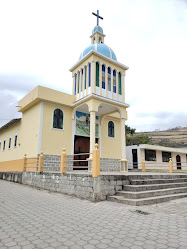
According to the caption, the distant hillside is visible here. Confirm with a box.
[136,127,187,148]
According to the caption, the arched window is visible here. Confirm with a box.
[84,66,87,90]
[108,121,115,137]
[118,72,122,95]
[96,62,99,87]
[53,109,64,129]
[113,70,116,93]
[102,65,105,89]
[74,74,77,95]
[88,63,91,87]
[108,67,111,91]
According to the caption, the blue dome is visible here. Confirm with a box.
[79,43,117,61]
[92,26,103,34]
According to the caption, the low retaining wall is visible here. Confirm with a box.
[0,171,129,201]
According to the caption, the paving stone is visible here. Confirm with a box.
[0,180,187,249]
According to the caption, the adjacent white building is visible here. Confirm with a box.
[127,144,187,170]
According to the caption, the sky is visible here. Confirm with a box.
[0,0,187,132]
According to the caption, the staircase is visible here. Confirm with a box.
[107,174,187,206]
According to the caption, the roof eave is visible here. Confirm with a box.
[69,50,129,72]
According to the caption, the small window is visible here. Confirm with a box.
[14,134,18,147]
[108,121,115,138]
[3,140,6,151]
[88,63,91,87]
[0,141,1,151]
[118,72,122,95]
[102,65,105,89]
[53,109,64,129]
[108,67,111,91]
[162,151,171,162]
[8,137,11,149]
[113,70,116,93]
[145,149,156,161]
[96,62,99,87]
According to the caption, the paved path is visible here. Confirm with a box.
[0,180,187,249]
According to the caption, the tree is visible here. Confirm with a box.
[125,125,151,146]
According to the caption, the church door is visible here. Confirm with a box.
[176,155,181,170]
[74,136,90,170]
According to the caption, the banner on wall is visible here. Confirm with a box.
[76,111,99,137]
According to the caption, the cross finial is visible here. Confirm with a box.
[92,10,103,26]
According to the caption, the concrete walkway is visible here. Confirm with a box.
[0,180,187,249]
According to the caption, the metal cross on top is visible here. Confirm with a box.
[92,10,103,26]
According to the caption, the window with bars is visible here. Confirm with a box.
[162,151,171,162]
[108,67,111,91]
[53,109,64,129]
[113,70,116,93]
[108,121,115,138]
[118,72,122,95]
[145,149,156,161]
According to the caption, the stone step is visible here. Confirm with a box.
[123,182,187,192]
[116,187,187,199]
[130,178,187,185]
[126,174,187,180]
[107,193,187,206]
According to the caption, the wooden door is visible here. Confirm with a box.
[74,136,90,170]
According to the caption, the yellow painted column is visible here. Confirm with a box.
[89,111,96,158]
[106,66,108,97]
[120,117,128,172]
[169,158,173,173]
[91,61,96,94]
[120,118,126,159]
[99,63,102,96]
[92,144,100,178]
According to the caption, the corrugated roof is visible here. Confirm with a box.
[0,118,21,132]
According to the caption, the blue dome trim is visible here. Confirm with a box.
[92,26,103,34]
[79,43,117,61]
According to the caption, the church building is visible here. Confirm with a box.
[0,11,129,170]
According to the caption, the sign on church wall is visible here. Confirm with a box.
[76,111,99,137]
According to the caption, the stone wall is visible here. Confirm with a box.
[100,158,120,171]
[42,154,73,172]
[0,171,130,201]
[42,154,120,172]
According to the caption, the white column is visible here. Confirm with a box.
[72,75,75,96]
[99,63,102,96]
[120,118,126,159]
[116,71,119,101]
[86,65,89,95]
[83,67,85,97]
[122,72,125,103]
[111,69,114,99]
[91,61,96,94]
[89,111,96,158]
[106,66,108,97]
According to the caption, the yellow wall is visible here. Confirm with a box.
[41,102,73,155]
[0,120,22,161]
[0,102,41,163]
[0,159,24,172]
[101,116,121,159]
